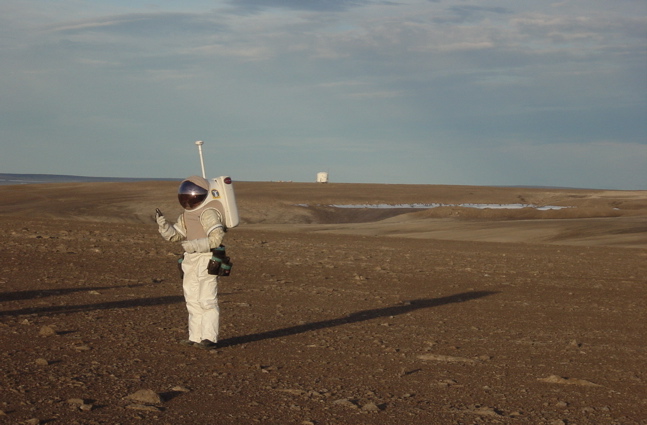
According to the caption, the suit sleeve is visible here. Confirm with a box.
[166,214,187,242]
[201,209,225,248]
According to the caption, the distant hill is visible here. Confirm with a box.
[0,173,178,185]
[0,173,606,190]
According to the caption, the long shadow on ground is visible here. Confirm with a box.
[219,290,498,348]
[0,285,145,303]
[0,295,184,317]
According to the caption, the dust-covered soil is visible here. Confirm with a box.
[1,181,646,424]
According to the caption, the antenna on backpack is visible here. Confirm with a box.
[195,140,206,178]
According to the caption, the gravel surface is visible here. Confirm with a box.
[1,181,645,424]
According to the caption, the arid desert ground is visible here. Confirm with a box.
[1,181,646,425]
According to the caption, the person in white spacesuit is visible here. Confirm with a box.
[156,175,225,350]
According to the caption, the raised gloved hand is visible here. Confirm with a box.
[182,238,211,253]
[156,215,167,227]
[156,209,175,239]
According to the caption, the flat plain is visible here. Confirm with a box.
[1,181,645,424]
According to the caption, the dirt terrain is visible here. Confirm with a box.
[1,181,646,424]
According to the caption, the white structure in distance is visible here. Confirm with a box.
[316,172,329,183]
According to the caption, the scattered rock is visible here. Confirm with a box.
[471,406,502,417]
[417,354,476,364]
[35,358,49,366]
[538,375,601,387]
[361,402,380,412]
[333,399,358,409]
[38,325,57,337]
[72,344,91,351]
[457,405,504,417]
[276,389,306,396]
[65,398,95,411]
[126,404,161,412]
[438,379,460,387]
[258,365,279,373]
[125,389,162,405]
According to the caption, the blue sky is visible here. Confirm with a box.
[1,0,645,189]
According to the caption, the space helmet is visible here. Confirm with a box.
[178,176,209,210]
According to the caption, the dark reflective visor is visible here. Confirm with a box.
[178,180,208,210]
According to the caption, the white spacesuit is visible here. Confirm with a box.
[156,175,226,349]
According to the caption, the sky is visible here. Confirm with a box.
[1,0,646,189]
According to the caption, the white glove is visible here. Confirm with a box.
[156,214,175,240]
[182,238,211,253]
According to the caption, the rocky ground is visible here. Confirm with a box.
[0,181,646,424]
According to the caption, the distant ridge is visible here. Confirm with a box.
[0,173,178,185]
[0,173,610,190]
